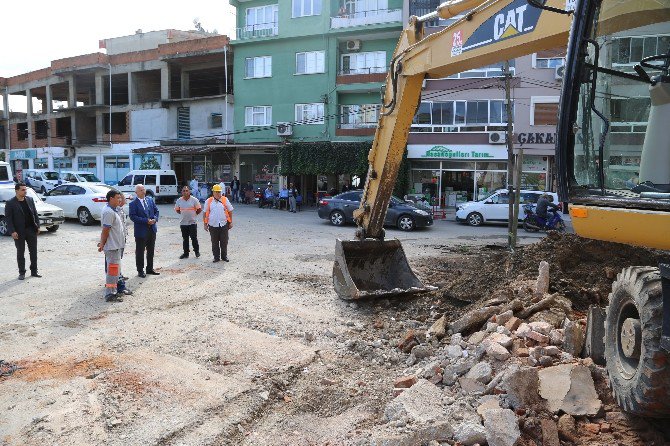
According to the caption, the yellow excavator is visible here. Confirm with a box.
[333,0,670,416]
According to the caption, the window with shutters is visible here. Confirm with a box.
[177,107,190,140]
[531,97,559,126]
[296,51,325,74]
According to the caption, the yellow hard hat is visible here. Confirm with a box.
[212,184,222,192]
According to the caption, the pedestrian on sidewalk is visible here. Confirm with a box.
[231,176,241,203]
[190,177,200,200]
[129,184,160,278]
[98,189,127,302]
[4,182,41,280]
[203,184,234,263]
[175,185,202,259]
[288,182,299,213]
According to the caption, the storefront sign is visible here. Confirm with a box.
[408,145,508,160]
[517,132,556,145]
[10,149,37,160]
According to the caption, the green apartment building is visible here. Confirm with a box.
[230,0,403,198]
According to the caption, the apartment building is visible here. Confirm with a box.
[403,0,566,208]
[0,30,233,186]
[230,0,403,195]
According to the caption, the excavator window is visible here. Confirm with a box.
[570,0,670,205]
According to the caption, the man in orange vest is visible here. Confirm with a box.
[203,184,234,263]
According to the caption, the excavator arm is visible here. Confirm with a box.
[334,0,572,300]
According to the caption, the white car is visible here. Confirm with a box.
[60,170,104,184]
[24,169,62,194]
[43,183,130,226]
[456,189,559,226]
[0,185,64,236]
[116,169,179,203]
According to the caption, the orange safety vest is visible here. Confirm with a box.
[204,196,231,225]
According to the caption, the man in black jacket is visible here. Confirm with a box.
[5,182,41,280]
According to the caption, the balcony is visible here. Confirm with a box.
[337,67,387,85]
[331,8,402,28]
[236,24,279,40]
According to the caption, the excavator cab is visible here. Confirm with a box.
[556,0,670,417]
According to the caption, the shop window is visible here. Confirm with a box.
[34,158,49,169]
[104,156,130,185]
[54,157,72,171]
[531,97,559,125]
[78,156,97,172]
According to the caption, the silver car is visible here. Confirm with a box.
[0,185,64,235]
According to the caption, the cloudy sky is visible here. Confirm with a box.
[0,0,237,77]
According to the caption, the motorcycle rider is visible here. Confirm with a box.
[535,193,560,228]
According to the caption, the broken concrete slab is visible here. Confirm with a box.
[538,364,601,416]
[454,421,487,446]
[485,332,513,349]
[384,379,445,423]
[535,261,550,298]
[459,377,485,394]
[500,366,546,411]
[476,396,501,416]
[369,421,453,446]
[427,315,447,339]
[485,342,511,361]
[465,361,493,384]
[468,331,487,345]
[562,319,585,357]
[482,408,521,446]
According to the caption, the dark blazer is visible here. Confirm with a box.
[129,196,159,239]
[5,196,39,237]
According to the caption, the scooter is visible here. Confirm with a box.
[522,204,566,232]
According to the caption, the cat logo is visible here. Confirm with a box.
[494,4,527,40]
[460,0,542,54]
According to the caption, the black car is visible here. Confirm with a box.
[317,190,433,231]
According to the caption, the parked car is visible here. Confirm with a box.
[24,169,62,194]
[60,170,104,184]
[43,183,131,226]
[116,169,178,203]
[455,189,559,226]
[318,190,433,231]
[0,184,64,235]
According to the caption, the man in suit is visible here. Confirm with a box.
[129,184,160,278]
[5,182,41,280]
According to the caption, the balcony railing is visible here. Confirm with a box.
[331,8,402,28]
[236,24,279,40]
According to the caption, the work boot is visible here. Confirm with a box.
[179,253,189,259]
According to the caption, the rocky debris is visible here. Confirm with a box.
[485,332,514,349]
[495,310,514,326]
[538,364,601,416]
[540,419,560,446]
[525,330,550,344]
[557,414,577,442]
[454,421,487,445]
[535,261,550,298]
[398,330,420,353]
[427,315,448,339]
[485,342,511,361]
[384,379,445,424]
[465,362,493,385]
[500,366,546,411]
[528,321,552,335]
[548,329,564,346]
[468,331,488,345]
[445,344,463,359]
[459,377,485,393]
[394,375,418,389]
[450,300,523,335]
[504,316,522,332]
[482,408,521,446]
[369,422,453,446]
[476,396,501,416]
[562,319,585,357]
[411,345,433,360]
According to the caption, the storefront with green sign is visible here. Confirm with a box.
[407,145,550,208]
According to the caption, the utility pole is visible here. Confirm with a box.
[504,60,517,251]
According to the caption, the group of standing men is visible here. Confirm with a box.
[99,182,234,302]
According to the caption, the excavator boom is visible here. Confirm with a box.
[333,0,572,300]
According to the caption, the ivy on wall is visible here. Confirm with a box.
[278,141,411,196]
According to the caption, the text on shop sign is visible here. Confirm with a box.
[422,146,495,159]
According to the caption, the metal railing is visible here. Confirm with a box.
[236,24,279,40]
[331,8,402,28]
[337,66,388,76]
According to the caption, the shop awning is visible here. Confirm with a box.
[132,144,280,155]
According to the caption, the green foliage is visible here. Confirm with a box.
[0,151,5,162]
[278,142,371,176]
[139,155,161,170]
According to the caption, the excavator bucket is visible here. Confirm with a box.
[333,239,435,300]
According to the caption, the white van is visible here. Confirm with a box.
[24,169,62,194]
[456,189,559,226]
[60,170,104,184]
[0,162,12,185]
[116,169,179,202]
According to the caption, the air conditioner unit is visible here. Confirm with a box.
[488,131,507,144]
[277,122,293,137]
[63,147,75,157]
[346,39,361,51]
[554,64,566,80]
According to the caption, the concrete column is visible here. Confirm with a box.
[160,66,170,100]
[95,112,104,144]
[46,84,53,114]
[95,74,104,105]
[68,75,76,108]
[128,72,134,105]
[2,89,8,150]
[70,114,77,147]
[181,71,190,99]
[26,90,34,148]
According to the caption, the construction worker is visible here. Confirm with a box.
[203,184,234,263]
[99,189,127,302]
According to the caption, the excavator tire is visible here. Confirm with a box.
[605,266,670,417]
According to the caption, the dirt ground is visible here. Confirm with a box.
[0,205,668,445]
